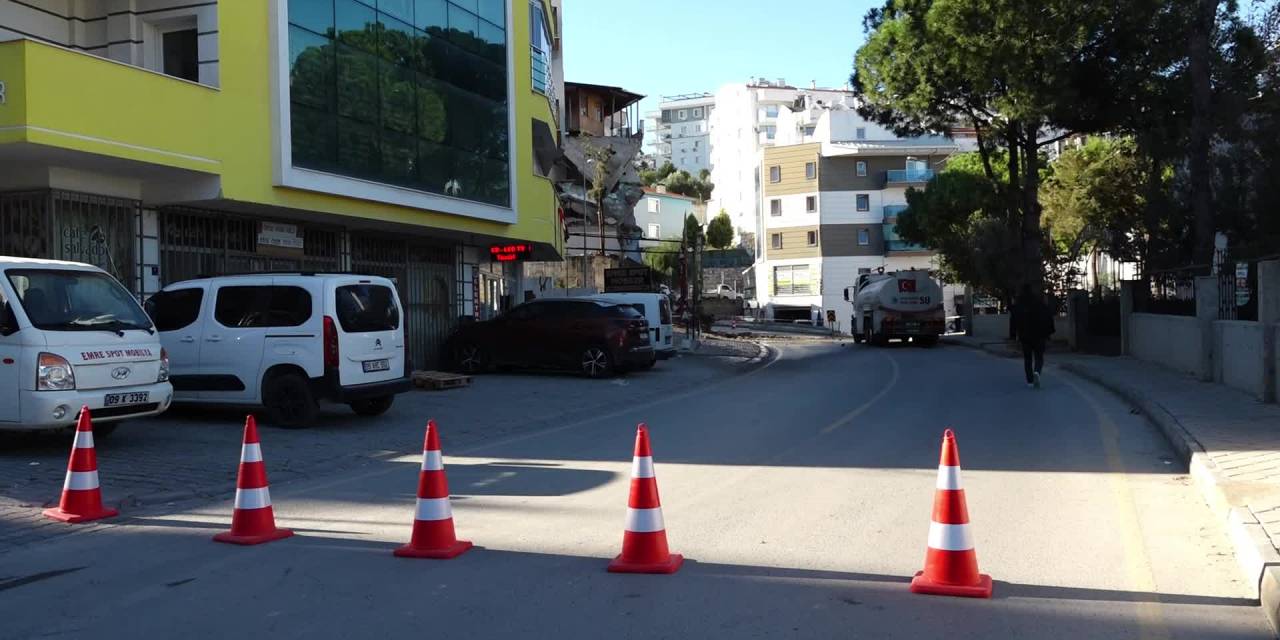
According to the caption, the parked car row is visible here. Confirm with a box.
[0,257,679,436]
[445,293,673,378]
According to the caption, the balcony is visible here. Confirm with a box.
[886,169,935,184]
[885,240,929,253]
[883,204,908,218]
[0,39,221,175]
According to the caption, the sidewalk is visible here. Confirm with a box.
[947,335,1280,631]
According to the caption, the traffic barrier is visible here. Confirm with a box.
[213,416,294,545]
[910,428,992,598]
[608,423,683,574]
[44,407,118,523]
[394,420,473,559]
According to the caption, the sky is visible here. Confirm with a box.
[562,0,880,121]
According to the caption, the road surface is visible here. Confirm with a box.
[1,342,1268,639]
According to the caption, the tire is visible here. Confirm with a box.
[580,345,614,378]
[637,355,657,370]
[349,395,394,417]
[454,343,487,374]
[264,373,319,429]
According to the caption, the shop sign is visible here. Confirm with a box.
[489,243,532,262]
[1236,262,1251,307]
[604,267,654,293]
[258,222,304,250]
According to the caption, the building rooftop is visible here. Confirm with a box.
[564,81,645,110]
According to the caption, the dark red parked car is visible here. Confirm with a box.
[446,299,654,378]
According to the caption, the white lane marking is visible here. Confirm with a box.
[820,351,900,434]
[234,487,272,510]
[625,507,666,533]
[927,522,974,551]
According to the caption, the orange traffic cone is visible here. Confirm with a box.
[213,416,293,545]
[394,420,473,559]
[608,424,683,574]
[910,428,992,598]
[44,407,118,523]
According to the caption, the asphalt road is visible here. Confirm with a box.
[1,342,1269,639]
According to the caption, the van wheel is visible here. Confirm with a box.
[350,395,394,417]
[580,346,614,378]
[264,373,318,429]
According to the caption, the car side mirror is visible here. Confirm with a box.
[0,301,17,336]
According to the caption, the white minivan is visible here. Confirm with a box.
[145,273,412,428]
[588,293,675,361]
[0,257,172,434]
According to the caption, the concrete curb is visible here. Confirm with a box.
[948,335,1279,634]
[1056,360,1280,635]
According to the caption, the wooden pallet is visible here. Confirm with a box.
[412,370,472,390]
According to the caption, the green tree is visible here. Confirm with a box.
[853,0,1191,291]
[663,170,715,201]
[706,210,734,250]
[682,213,705,246]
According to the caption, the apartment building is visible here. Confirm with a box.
[756,102,956,330]
[0,0,565,367]
[645,93,713,174]
[707,79,854,248]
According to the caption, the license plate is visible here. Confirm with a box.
[104,392,149,407]
[362,359,390,373]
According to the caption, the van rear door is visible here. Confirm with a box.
[331,279,405,386]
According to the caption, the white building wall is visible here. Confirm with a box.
[763,193,821,229]
[820,191,886,225]
[757,256,823,310]
[709,84,762,243]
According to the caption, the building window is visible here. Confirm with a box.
[858,228,871,246]
[647,223,661,238]
[856,161,867,177]
[856,127,867,140]
[647,198,660,213]
[765,105,779,118]
[693,108,702,118]
[286,0,511,206]
[161,27,199,82]
[774,264,811,295]
[858,268,872,275]
[679,109,688,120]
[764,125,776,140]
[531,1,552,95]
[769,166,781,183]
[806,196,817,212]
[805,162,816,180]
[770,199,782,216]
[807,230,818,246]
[771,233,783,249]
[856,194,870,212]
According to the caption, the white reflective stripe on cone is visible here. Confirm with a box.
[414,497,453,521]
[935,465,963,490]
[234,487,272,510]
[63,470,99,491]
[625,507,665,533]
[240,443,263,463]
[631,456,654,479]
[73,431,94,449]
[927,521,974,551]
[421,450,443,472]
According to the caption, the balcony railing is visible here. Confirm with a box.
[886,240,929,252]
[886,169,935,184]
[883,204,908,218]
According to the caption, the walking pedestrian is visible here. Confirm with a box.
[1011,285,1055,388]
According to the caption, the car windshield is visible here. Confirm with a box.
[6,268,153,333]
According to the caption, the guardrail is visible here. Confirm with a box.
[886,169,935,183]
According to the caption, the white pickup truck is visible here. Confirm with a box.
[0,257,172,434]
[844,270,945,346]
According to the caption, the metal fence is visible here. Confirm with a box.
[0,190,140,289]
[1218,251,1259,322]
[1134,266,1202,317]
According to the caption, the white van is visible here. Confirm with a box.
[145,273,411,428]
[588,293,675,361]
[0,257,172,434]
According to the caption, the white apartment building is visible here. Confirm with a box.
[645,93,714,174]
[708,79,855,247]
[756,99,958,330]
